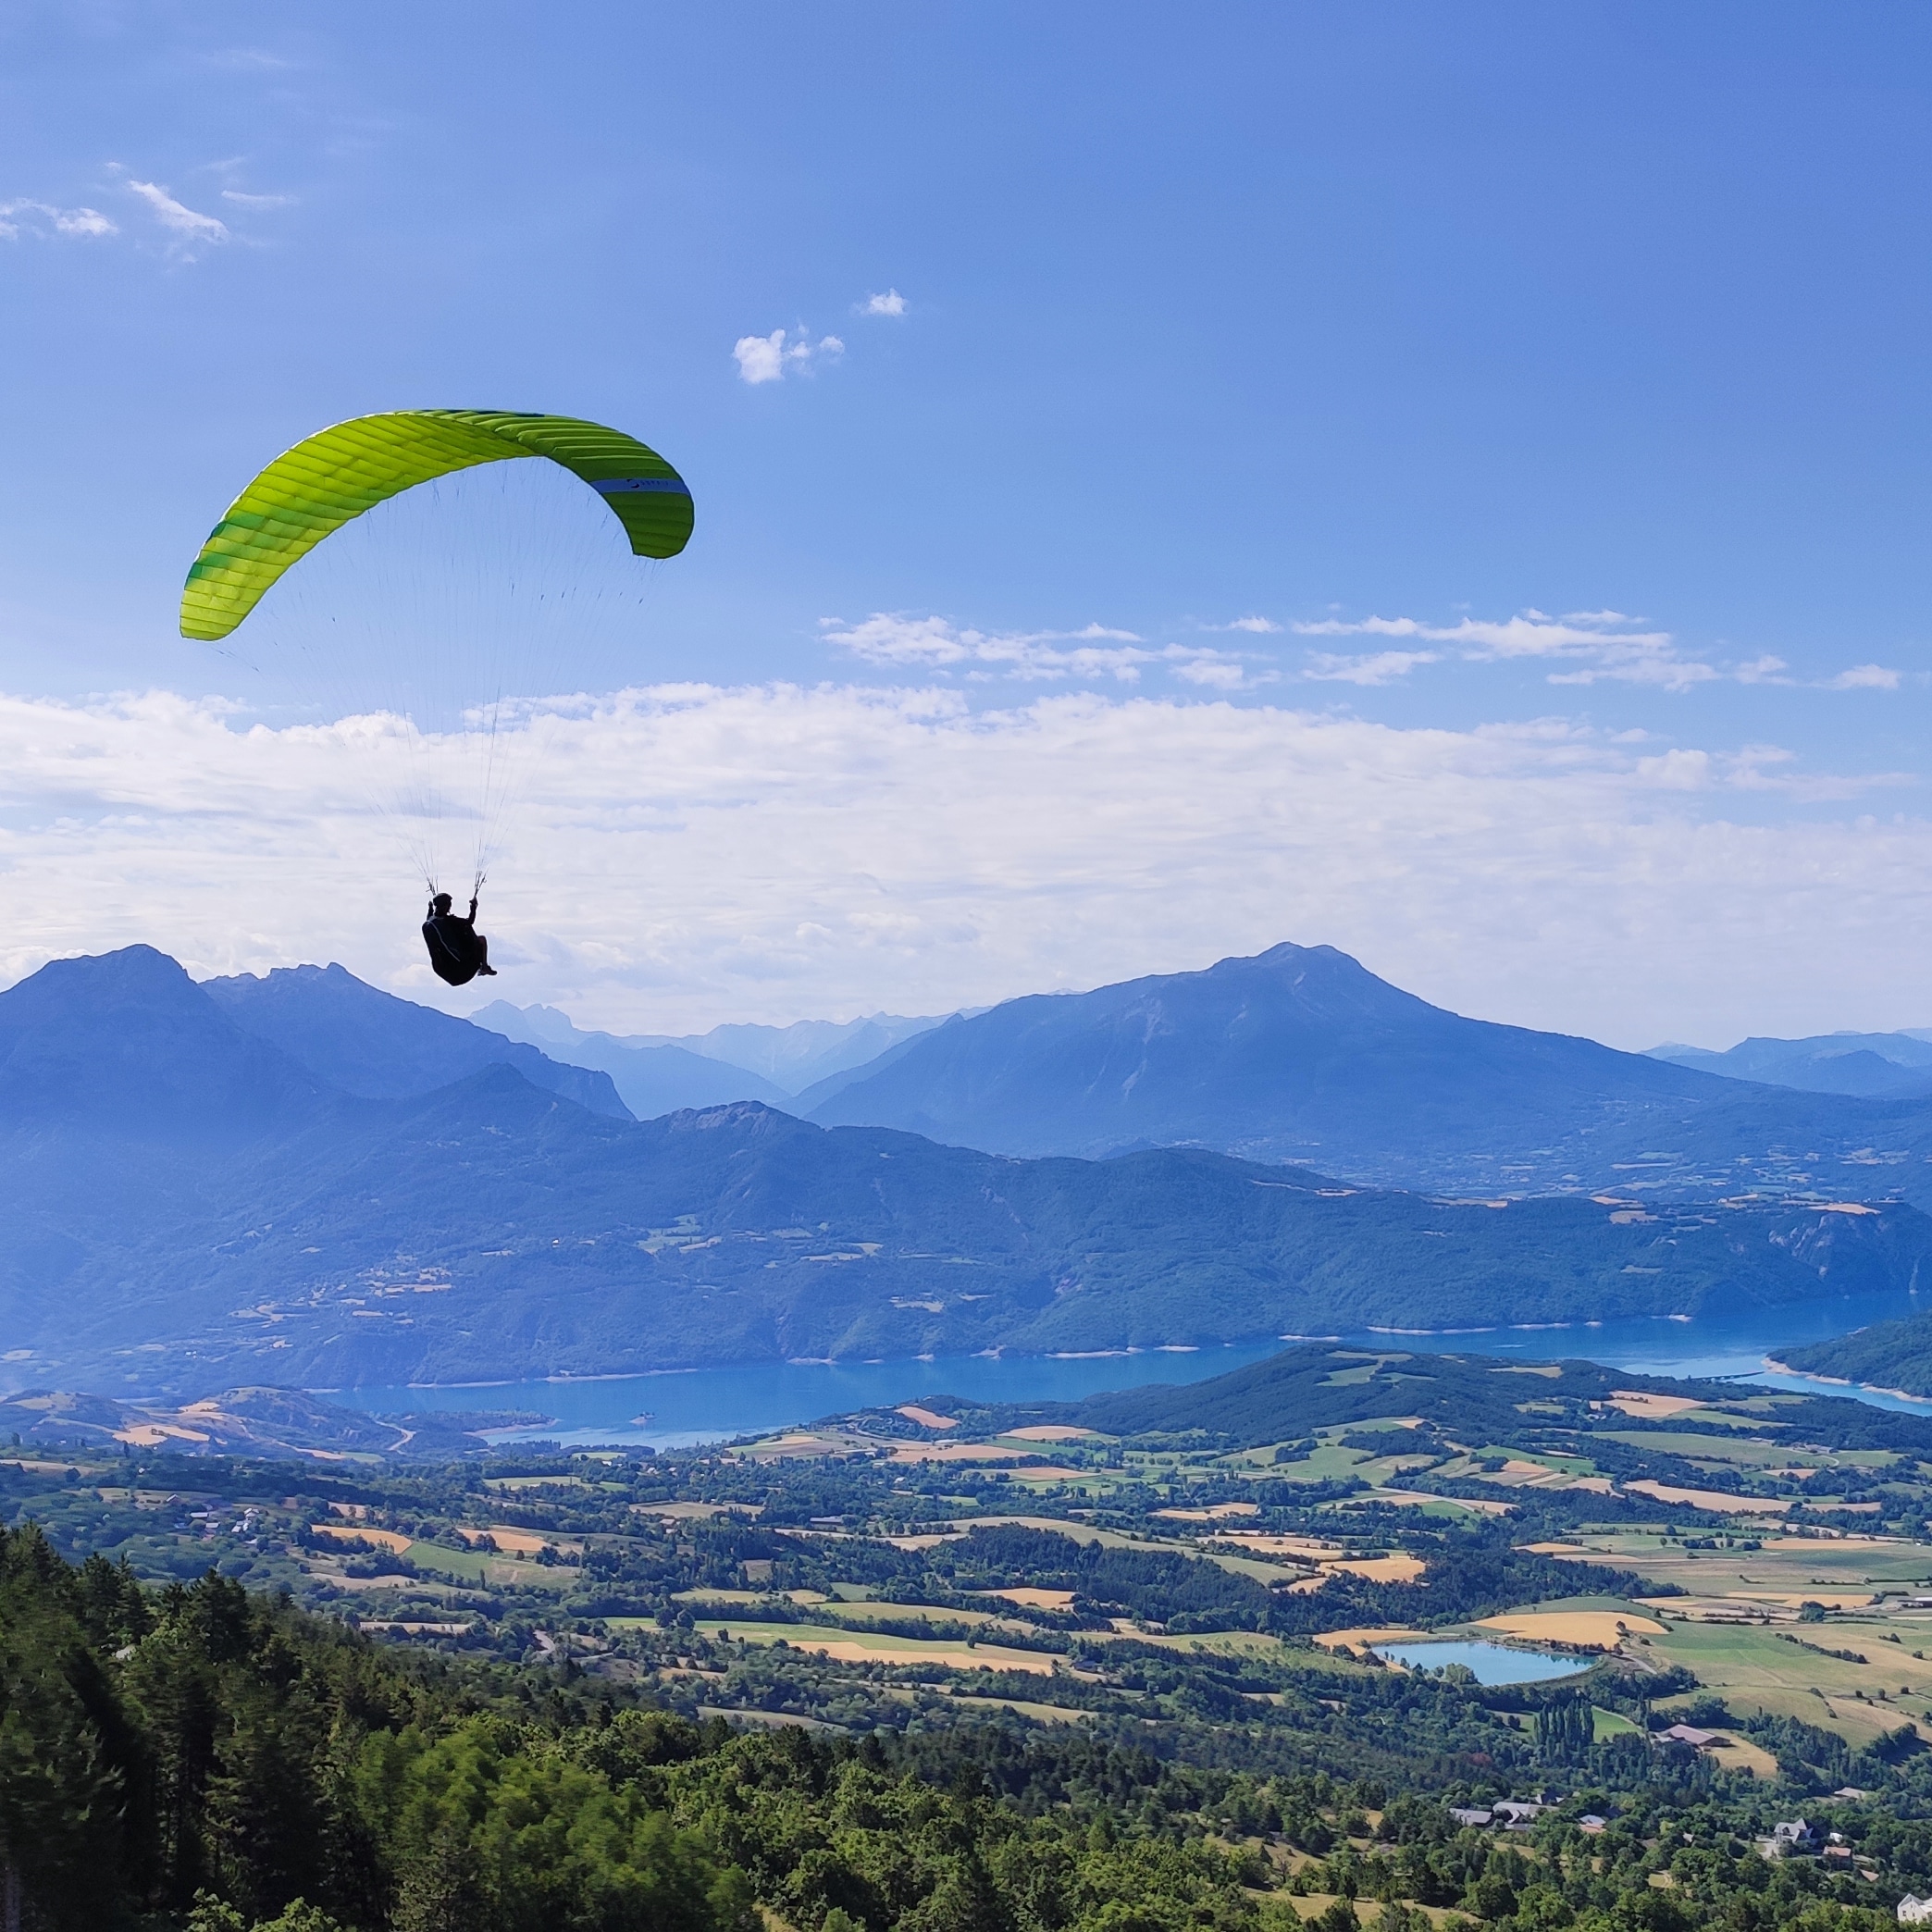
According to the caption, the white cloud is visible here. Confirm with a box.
[823,615,1275,689]
[1295,610,1905,696]
[0,680,1922,1049]
[1221,615,1282,634]
[1167,653,1254,690]
[1297,610,1718,692]
[221,189,294,209]
[125,179,229,252]
[0,199,116,241]
[733,328,844,384]
[861,289,908,316]
[1304,650,1439,687]
[824,613,1152,681]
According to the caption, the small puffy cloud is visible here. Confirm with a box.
[733,328,844,384]
[1167,651,1270,691]
[824,613,1153,681]
[1826,663,1902,691]
[861,289,908,316]
[221,189,294,209]
[125,178,229,253]
[1304,650,1439,687]
[1734,656,1791,686]
[0,199,116,241]
[1297,609,1720,691]
[1224,615,1282,634]
[824,616,1273,690]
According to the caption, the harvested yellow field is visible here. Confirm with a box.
[975,1587,1077,1610]
[1313,1627,1430,1651]
[1333,1554,1426,1583]
[1211,1535,1421,1584]
[114,1422,211,1447]
[1624,1480,1791,1515]
[1520,1542,1589,1555]
[1607,1391,1704,1419]
[310,1523,412,1554]
[1480,1610,1662,1645]
[1005,1466,1090,1483]
[1213,1532,1343,1559]
[1155,1502,1260,1522]
[699,1619,1059,1676]
[897,1406,959,1430]
[889,1441,1030,1464]
[1003,1425,1098,1442]
[458,1525,580,1556]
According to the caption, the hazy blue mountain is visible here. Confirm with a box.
[806,942,1722,1168]
[472,1001,791,1114]
[0,945,326,1145]
[1647,1031,1932,1098]
[681,1012,955,1090]
[9,944,1932,1397]
[205,964,632,1119]
[0,948,1926,1394]
[791,1025,954,1111]
[479,1000,950,1097]
[807,941,1932,1201]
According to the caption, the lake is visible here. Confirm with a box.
[1370,1640,1589,1686]
[330,1282,1930,1448]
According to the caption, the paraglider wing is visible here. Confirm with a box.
[179,408,693,642]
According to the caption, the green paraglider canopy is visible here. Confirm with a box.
[180,408,693,641]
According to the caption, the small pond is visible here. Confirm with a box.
[1370,1640,1589,1686]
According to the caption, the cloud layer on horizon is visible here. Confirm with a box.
[0,679,1924,1051]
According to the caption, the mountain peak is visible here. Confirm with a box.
[809,937,1714,1179]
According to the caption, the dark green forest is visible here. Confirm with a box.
[4,1518,1930,1932]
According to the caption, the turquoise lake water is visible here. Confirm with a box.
[1371,1640,1589,1685]
[330,1282,1930,1448]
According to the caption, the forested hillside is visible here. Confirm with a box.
[1777,1311,1932,1399]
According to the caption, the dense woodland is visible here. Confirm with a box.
[3,1518,1931,1932]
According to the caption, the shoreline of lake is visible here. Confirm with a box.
[325,1286,1932,1447]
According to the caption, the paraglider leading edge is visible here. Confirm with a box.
[178,407,694,642]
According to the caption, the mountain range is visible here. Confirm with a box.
[474,1000,950,1116]
[1647,1029,1932,1099]
[800,942,1932,1203]
[2,944,1928,1395]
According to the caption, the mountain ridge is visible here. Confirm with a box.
[807,940,1932,1202]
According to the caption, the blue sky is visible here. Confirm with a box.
[2,6,1930,1042]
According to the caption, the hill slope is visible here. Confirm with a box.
[206,964,631,1118]
[810,941,1932,1200]
[1775,1310,1932,1397]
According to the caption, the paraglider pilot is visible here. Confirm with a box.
[422,892,497,986]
